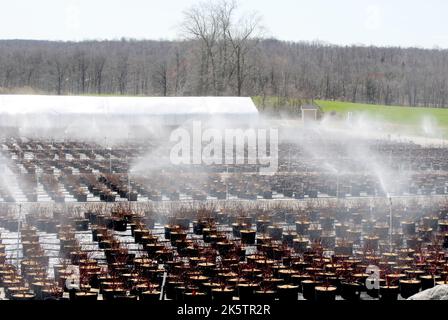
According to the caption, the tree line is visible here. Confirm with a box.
[1,0,448,109]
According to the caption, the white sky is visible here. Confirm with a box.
[0,0,447,48]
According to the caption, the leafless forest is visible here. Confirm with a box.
[1,0,448,108]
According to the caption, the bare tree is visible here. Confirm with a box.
[181,0,263,96]
[153,59,168,96]
[182,1,219,94]
[52,53,68,95]
[172,46,187,95]
[116,51,129,95]
[74,49,90,94]
[226,12,262,96]
[92,53,106,95]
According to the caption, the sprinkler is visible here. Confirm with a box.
[388,194,393,252]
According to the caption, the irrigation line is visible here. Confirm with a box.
[2,195,448,216]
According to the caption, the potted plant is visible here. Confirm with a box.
[340,273,362,301]
[301,279,321,300]
[380,275,400,301]
[211,280,234,302]
[140,280,161,301]
[237,281,260,301]
[314,282,337,302]
[399,278,421,299]
[277,284,299,301]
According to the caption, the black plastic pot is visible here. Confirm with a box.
[113,219,127,232]
[73,291,98,301]
[267,226,283,240]
[102,288,126,300]
[399,279,421,299]
[340,282,361,301]
[254,290,276,302]
[240,230,256,245]
[237,283,260,301]
[10,293,36,301]
[366,279,385,298]
[256,220,271,233]
[420,275,439,290]
[211,288,234,302]
[314,286,337,302]
[74,219,89,231]
[301,280,321,300]
[277,284,299,301]
[293,239,308,252]
[140,290,161,301]
[380,285,399,301]
[295,221,310,235]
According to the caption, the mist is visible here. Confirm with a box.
[0,99,446,207]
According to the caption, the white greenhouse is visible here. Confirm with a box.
[0,95,259,139]
[0,95,259,126]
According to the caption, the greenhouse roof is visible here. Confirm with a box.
[0,95,259,116]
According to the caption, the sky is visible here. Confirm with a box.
[0,0,447,48]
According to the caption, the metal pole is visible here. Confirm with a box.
[127,155,131,210]
[127,133,131,209]
[288,147,291,172]
[389,196,393,252]
[226,167,229,200]
[109,151,112,174]
[16,204,21,269]
[336,173,339,198]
